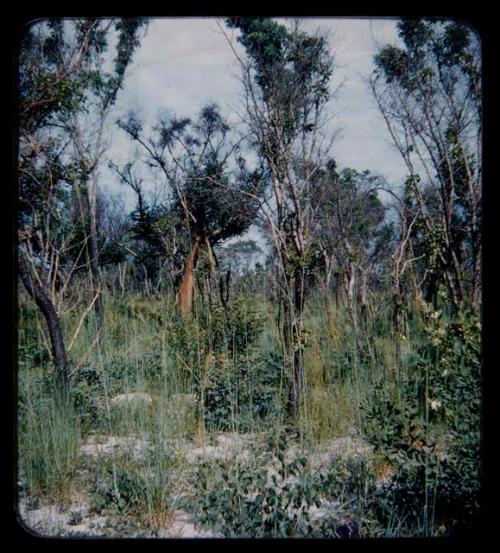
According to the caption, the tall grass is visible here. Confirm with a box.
[17,286,481,536]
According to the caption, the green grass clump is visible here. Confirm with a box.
[89,445,178,533]
[18,382,81,502]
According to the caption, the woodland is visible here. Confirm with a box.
[17,17,482,538]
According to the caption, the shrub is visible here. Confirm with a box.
[71,353,161,434]
[197,296,265,355]
[71,365,107,434]
[184,432,366,538]
[363,309,481,535]
[185,433,315,537]
[199,353,284,431]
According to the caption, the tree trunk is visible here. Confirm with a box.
[219,268,231,309]
[471,248,481,316]
[18,255,69,404]
[359,269,368,309]
[346,264,356,306]
[119,262,127,296]
[345,262,358,334]
[287,270,306,417]
[392,273,405,337]
[322,250,334,293]
[358,268,370,330]
[87,178,104,340]
[177,236,202,315]
[333,271,341,304]
[88,220,103,333]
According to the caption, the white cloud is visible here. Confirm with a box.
[104,17,409,212]
[325,19,406,187]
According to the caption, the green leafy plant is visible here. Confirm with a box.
[200,354,283,431]
[363,309,481,535]
[18,393,81,500]
[184,432,350,537]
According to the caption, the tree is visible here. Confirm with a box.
[371,18,481,314]
[118,103,264,314]
[217,239,263,277]
[18,18,145,402]
[309,163,392,326]
[216,239,264,303]
[110,160,186,295]
[225,17,335,415]
[64,18,146,338]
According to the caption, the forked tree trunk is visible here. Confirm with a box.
[177,236,203,315]
[18,255,69,404]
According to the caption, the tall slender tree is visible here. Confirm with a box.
[225,17,335,415]
[65,18,146,339]
[371,19,481,314]
[309,163,391,323]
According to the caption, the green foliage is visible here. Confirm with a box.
[71,350,162,435]
[18,325,51,368]
[185,433,381,537]
[190,297,281,430]
[172,105,265,243]
[190,296,285,430]
[16,16,483,540]
[363,309,481,534]
[118,103,265,266]
[198,296,265,355]
[373,19,481,310]
[68,510,83,525]
[71,365,107,433]
[201,355,283,431]
[227,17,332,135]
[315,455,376,508]
[91,460,143,514]
[374,19,479,91]
[17,287,482,537]
[185,432,341,537]
[126,201,175,286]
[20,18,146,132]
[216,239,263,276]
[308,163,391,291]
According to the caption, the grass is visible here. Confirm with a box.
[16,288,481,537]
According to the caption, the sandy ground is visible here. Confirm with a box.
[18,496,111,538]
[17,430,372,538]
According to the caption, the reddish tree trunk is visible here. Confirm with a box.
[177,236,202,315]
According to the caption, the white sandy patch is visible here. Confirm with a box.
[80,434,152,459]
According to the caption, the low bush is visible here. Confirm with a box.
[199,353,284,431]
[184,432,368,538]
[363,309,481,535]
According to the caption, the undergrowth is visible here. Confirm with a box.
[17,292,481,537]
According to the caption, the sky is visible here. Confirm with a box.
[105,17,408,213]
